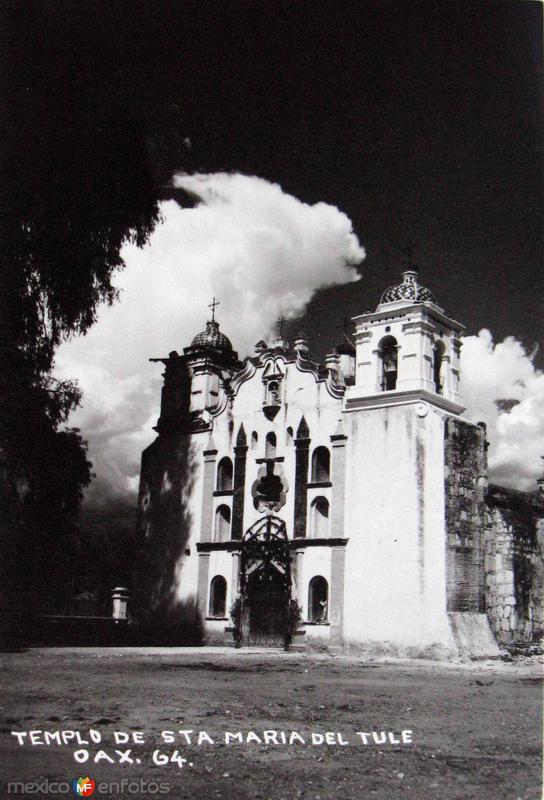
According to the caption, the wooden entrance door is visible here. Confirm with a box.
[240,515,291,648]
[246,565,286,646]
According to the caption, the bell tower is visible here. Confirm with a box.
[340,265,485,656]
[344,268,464,415]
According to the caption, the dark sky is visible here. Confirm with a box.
[7,0,543,360]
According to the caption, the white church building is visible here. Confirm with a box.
[135,268,504,657]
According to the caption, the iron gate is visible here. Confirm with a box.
[239,516,292,647]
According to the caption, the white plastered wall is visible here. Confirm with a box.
[342,403,457,654]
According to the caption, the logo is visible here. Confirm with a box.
[72,777,95,797]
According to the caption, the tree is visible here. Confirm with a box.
[0,2,161,644]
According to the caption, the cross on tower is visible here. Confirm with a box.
[337,314,350,338]
[277,314,287,338]
[336,314,355,346]
[401,239,417,268]
[208,296,220,322]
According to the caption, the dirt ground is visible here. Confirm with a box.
[1,647,542,800]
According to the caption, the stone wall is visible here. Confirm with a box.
[444,418,488,612]
[484,486,544,645]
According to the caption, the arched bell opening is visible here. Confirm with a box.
[378,335,399,391]
[266,380,281,405]
[433,340,446,395]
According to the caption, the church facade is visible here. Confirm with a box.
[135,270,543,656]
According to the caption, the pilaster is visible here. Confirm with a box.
[329,545,346,644]
[197,553,211,618]
[294,436,310,538]
[232,444,248,540]
[330,428,348,538]
[200,446,218,543]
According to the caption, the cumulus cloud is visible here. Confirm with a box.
[461,329,544,491]
[54,173,542,503]
[54,173,365,504]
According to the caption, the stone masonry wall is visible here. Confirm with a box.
[444,418,488,612]
[485,486,544,645]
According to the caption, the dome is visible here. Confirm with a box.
[190,320,233,352]
[380,269,437,306]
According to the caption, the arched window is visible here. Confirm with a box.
[216,457,233,491]
[286,426,294,445]
[209,576,227,617]
[378,335,398,391]
[433,341,445,395]
[310,497,329,538]
[308,576,328,622]
[311,447,330,482]
[214,505,231,542]
[265,432,277,459]
[251,431,258,449]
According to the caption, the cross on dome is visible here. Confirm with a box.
[190,298,233,352]
[401,238,418,269]
[208,296,220,322]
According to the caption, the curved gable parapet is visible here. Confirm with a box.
[207,369,237,419]
[261,352,293,383]
[213,345,346,413]
[295,349,326,381]
[229,350,290,399]
[325,369,347,399]
[295,349,345,399]
[229,358,258,397]
[209,392,229,419]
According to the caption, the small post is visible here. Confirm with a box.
[112,587,129,621]
[325,352,340,372]
[294,332,309,355]
[537,456,544,496]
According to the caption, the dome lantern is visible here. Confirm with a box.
[379,268,439,308]
[190,319,233,353]
[184,301,239,368]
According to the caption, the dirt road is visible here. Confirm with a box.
[1,647,541,799]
